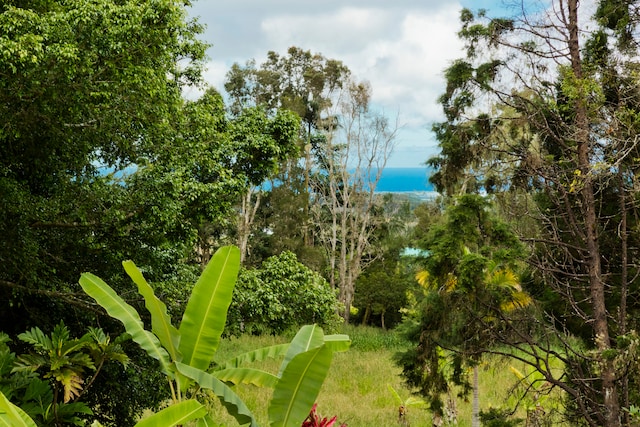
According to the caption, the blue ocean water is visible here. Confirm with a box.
[100,164,436,193]
[375,167,435,192]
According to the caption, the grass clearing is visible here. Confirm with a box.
[203,326,565,426]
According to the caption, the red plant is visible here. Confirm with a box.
[302,403,347,427]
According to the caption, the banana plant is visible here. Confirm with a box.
[388,384,427,427]
[0,391,207,427]
[79,245,350,427]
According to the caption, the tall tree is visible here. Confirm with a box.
[310,80,398,322]
[0,0,207,422]
[399,195,529,424]
[0,0,207,329]
[0,2,300,423]
[224,47,352,259]
[426,2,640,425]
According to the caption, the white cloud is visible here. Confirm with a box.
[261,8,397,54]
[188,1,471,166]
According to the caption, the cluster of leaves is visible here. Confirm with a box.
[353,250,413,329]
[227,251,343,336]
[1,0,304,418]
[421,2,640,424]
[0,0,207,334]
[0,323,128,426]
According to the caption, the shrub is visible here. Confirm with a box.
[227,251,342,335]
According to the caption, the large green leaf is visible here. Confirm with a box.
[222,343,289,369]
[278,325,324,376]
[122,260,181,362]
[0,391,37,427]
[387,384,403,407]
[134,399,206,427]
[322,334,351,353]
[269,345,333,427]
[214,367,278,388]
[178,246,240,372]
[197,414,224,427]
[175,362,259,427]
[79,273,171,374]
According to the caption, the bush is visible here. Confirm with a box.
[227,251,342,335]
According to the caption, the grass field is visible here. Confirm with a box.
[205,325,565,427]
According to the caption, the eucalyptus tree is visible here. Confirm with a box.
[310,80,398,322]
[224,47,352,260]
[425,1,640,425]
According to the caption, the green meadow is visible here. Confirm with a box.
[204,326,566,427]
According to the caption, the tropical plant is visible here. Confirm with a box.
[0,324,128,427]
[399,195,531,425]
[387,384,427,427]
[301,403,347,427]
[78,245,350,426]
[428,2,640,424]
[0,390,206,427]
[0,391,37,427]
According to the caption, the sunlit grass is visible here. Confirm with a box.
[201,326,566,427]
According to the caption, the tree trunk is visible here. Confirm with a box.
[237,187,260,263]
[361,305,371,326]
[567,1,620,424]
[472,364,479,427]
[618,170,629,426]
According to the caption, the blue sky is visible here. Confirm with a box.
[186,0,514,167]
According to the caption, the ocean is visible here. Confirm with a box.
[375,167,435,193]
[101,165,438,196]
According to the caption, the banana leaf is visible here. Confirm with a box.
[269,345,333,427]
[0,391,37,427]
[79,273,171,374]
[123,260,181,362]
[178,246,240,372]
[322,334,351,353]
[214,367,278,388]
[222,343,289,369]
[387,384,403,407]
[278,325,324,376]
[175,362,259,427]
[134,399,206,427]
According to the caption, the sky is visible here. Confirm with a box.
[185,0,512,168]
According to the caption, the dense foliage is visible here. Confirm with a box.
[0,0,304,422]
[225,48,398,321]
[398,195,530,421]
[227,251,342,336]
[404,1,640,425]
[77,246,350,427]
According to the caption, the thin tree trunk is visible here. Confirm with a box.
[238,188,260,263]
[361,305,371,326]
[472,364,479,427]
[618,169,629,426]
[567,1,620,424]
